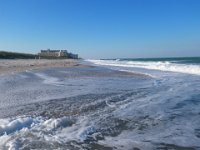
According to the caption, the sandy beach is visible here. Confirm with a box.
[0,59,80,75]
[0,59,199,149]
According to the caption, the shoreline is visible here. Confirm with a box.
[0,59,148,78]
[0,59,82,75]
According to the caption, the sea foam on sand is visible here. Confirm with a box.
[0,116,92,150]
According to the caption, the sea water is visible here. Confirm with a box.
[0,57,199,150]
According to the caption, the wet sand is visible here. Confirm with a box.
[0,61,198,149]
[0,59,80,75]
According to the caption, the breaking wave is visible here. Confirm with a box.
[87,59,200,76]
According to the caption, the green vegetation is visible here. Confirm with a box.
[0,51,79,59]
[0,51,37,59]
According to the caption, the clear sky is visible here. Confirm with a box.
[0,0,200,59]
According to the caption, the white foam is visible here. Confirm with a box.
[98,119,200,150]
[0,117,38,149]
[0,117,33,135]
[98,135,153,150]
[0,116,92,149]
[6,139,21,150]
[47,117,94,143]
[41,117,76,131]
[87,59,200,76]
[34,73,64,86]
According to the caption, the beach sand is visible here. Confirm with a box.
[0,59,81,75]
[0,59,198,149]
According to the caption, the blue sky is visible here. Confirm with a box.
[0,0,200,58]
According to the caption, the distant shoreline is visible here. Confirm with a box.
[0,51,37,59]
[0,50,79,59]
[0,59,83,75]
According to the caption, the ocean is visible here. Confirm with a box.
[0,57,200,150]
